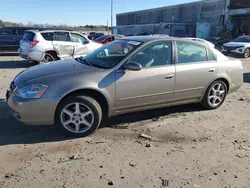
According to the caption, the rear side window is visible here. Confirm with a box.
[41,32,53,41]
[53,32,71,42]
[0,28,15,35]
[17,29,27,36]
[23,32,35,41]
[176,41,207,64]
[207,48,215,61]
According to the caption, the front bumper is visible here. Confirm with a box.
[221,47,246,55]
[7,93,59,126]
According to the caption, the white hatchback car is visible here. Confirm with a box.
[222,36,250,58]
[19,30,102,64]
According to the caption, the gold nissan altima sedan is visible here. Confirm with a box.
[7,36,243,137]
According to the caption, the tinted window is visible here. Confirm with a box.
[53,32,71,42]
[177,41,207,64]
[0,28,15,35]
[95,35,106,42]
[16,29,27,35]
[41,32,53,41]
[71,33,88,43]
[23,32,35,41]
[131,41,172,68]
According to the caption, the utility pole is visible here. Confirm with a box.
[111,0,113,28]
[107,20,109,33]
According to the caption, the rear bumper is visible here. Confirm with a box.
[18,48,44,62]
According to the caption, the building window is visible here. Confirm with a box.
[219,15,225,26]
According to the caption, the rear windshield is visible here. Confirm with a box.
[95,35,107,42]
[23,32,35,41]
[41,32,53,41]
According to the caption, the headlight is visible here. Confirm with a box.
[16,84,48,99]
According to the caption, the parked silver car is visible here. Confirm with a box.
[7,36,243,137]
[18,30,102,64]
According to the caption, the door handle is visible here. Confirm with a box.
[165,74,175,79]
[208,68,215,72]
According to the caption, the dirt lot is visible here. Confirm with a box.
[0,55,250,188]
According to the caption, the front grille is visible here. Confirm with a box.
[223,46,238,51]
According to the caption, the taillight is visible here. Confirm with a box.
[30,40,39,48]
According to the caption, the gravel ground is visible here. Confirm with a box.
[0,55,250,188]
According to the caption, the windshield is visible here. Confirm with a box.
[233,36,250,43]
[81,39,142,69]
[95,35,107,42]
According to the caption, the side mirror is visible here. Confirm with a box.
[123,61,142,71]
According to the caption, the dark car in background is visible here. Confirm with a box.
[0,26,58,51]
[87,32,104,40]
[0,27,34,51]
[95,34,124,44]
[205,37,230,50]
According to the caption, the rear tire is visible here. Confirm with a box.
[40,53,54,64]
[55,95,102,137]
[201,80,227,110]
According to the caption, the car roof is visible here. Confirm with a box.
[120,36,213,48]
[26,29,73,33]
[0,26,35,29]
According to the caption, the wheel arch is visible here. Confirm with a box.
[200,77,230,101]
[45,50,59,60]
[55,88,109,122]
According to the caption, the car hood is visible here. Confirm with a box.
[14,59,97,86]
[224,42,248,47]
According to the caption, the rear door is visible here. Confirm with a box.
[70,33,91,57]
[0,28,17,51]
[174,41,218,102]
[19,31,35,57]
[52,32,74,59]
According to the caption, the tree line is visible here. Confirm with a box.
[0,19,111,31]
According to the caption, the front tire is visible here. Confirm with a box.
[243,48,250,58]
[201,80,227,110]
[56,96,102,137]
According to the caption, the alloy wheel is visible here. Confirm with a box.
[60,102,94,134]
[207,83,226,108]
[244,49,250,58]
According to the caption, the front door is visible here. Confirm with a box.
[174,41,217,102]
[53,32,74,59]
[70,33,91,57]
[115,41,175,111]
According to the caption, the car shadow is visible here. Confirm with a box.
[243,73,250,83]
[0,99,202,146]
[0,60,30,69]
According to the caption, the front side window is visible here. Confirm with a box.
[176,41,207,64]
[71,33,88,44]
[80,39,142,69]
[130,41,172,68]
[53,32,71,42]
